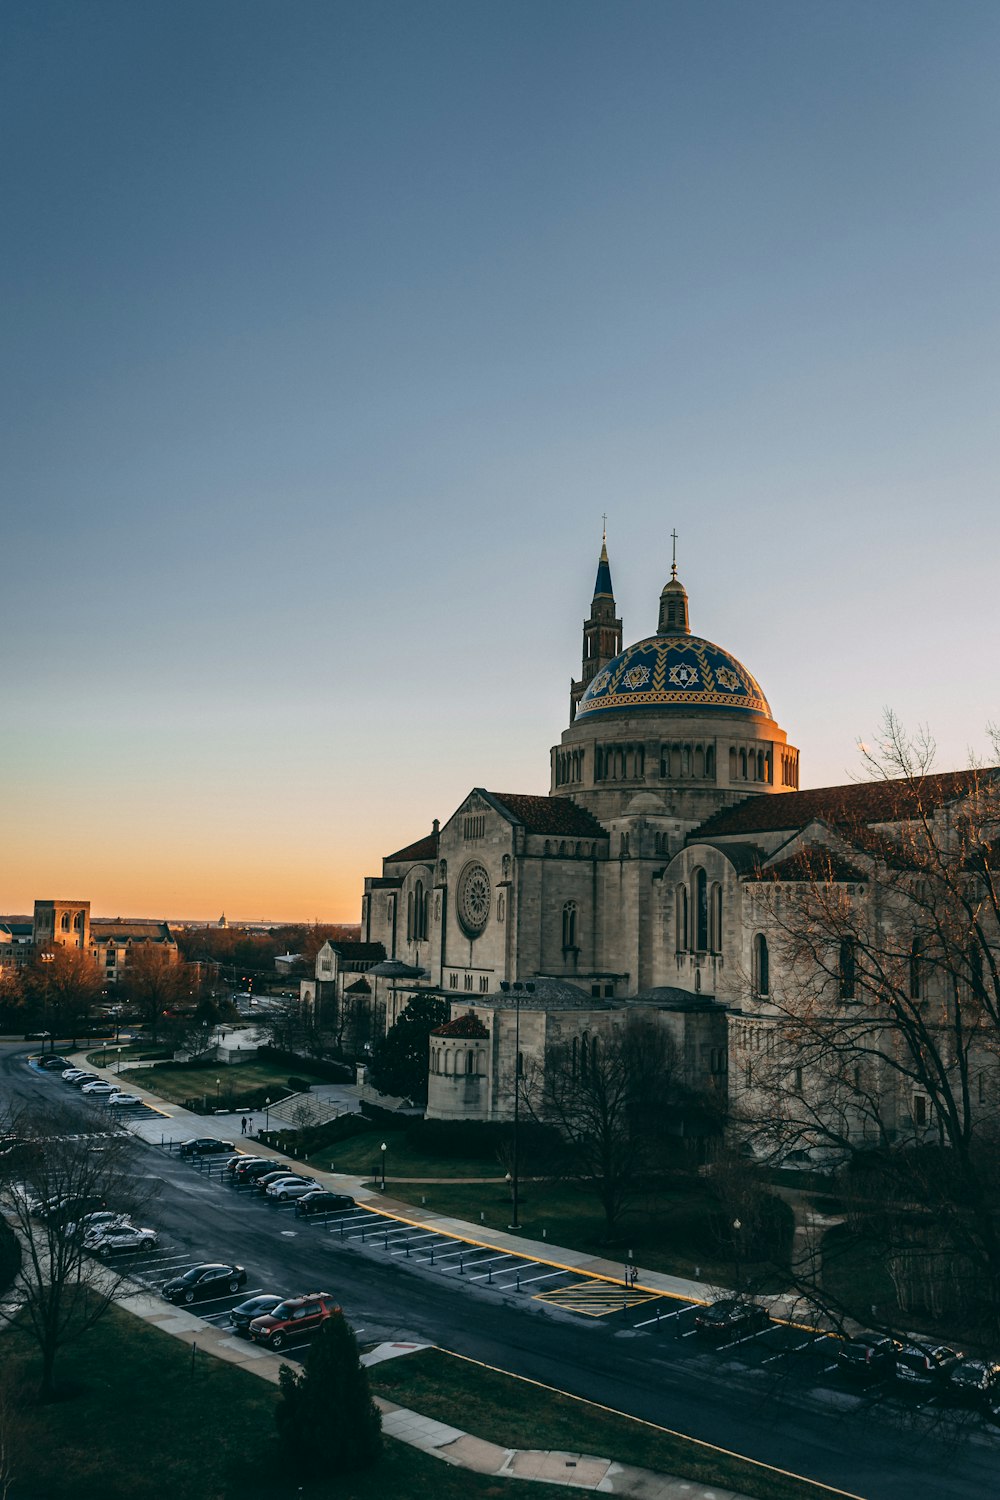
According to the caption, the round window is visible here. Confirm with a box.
[457,862,492,938]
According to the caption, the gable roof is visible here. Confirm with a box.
[432,1010,491,1038]
[746,845,869,884]
[384,830,439,864]
[689,769,998,841]
[482,791,607,838]
[327,941,385,962]
[90,920,175,943]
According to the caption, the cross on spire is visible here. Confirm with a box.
[670,528,678,580]
[601,512,607,544]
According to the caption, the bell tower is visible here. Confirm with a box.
[570,526,622,722]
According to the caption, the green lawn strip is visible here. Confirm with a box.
[313,1124,507,1180]
[113,1058,326,1108]
[1,1306,585,1500]
[370,1348,840,1500]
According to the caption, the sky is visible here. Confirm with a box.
[2,0,999,923]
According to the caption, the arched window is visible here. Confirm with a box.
[444,1050,453,1076]
[414,881,426,940]
[676,886,688,951]
[839,938,856,1001]
[466,1051,475,1075]
[581,1035,589,1078]
[739,748,747,779]
[909,935,923,1001]
[757,750,765,780]
[729,747,737,779]
[407,891,414,941]
[694,868,709,951]
[753,933,769,997]
[571,1037,578,1077]
[562,902,577,950]
[60,913,70,932]
[706,745,716,777]
[73,912,83,931]
[711,884,723,953]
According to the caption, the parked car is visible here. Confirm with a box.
[225,1154,264,1174]
[37,1055,71,1070]
[84,1223,158,1256]
[105,1092,143,1107]
[61,1069,87,1081]
[177,1138,236,1158]
[837,1332,902,1381]
[694,1298,772,1340]
[69,1073,100,1088]
[24,1030,52,1041]
[40,1194,107,1226]
[229,1294,284,1336]
[945,1359,1000,1410]
[294,1191,356,1218]
[251,1170,299,1193]
[162,1263,247,1304]
[80,1081,122,1096]
[65,1210,131,1239]
[248,1294,340,1351]
[235,1158,281,1182]
[895,1342,964,1389]
[265,1177,317,1202]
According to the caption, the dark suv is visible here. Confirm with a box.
[694,1298,771,1339]
[249,1294,340,1351]
[895,1342,964,1389]
[838,1332,902,1381]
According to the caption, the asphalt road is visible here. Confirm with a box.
[4,1041,999,1500]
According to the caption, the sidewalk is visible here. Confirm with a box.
[65,1048,823,1498]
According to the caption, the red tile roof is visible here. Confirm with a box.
[432,1010,490,1038]
[384,831,439,864]
[691,769,998,840]
[484,792,607,838]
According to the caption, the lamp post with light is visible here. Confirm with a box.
[264,1096,271,1134]
[215,1077,221,1110]
[380,1141,387,1192]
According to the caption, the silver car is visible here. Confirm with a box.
[265,1176,318,1202]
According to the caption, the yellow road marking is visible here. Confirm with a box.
[535,1283,662,1316]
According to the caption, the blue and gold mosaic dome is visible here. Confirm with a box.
[576,633,772,720]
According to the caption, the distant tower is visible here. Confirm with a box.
[218,913,228,929]
[570,525,623,722]
[33,899,91,952]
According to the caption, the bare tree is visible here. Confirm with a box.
[735,715,1000,1337]
[528,1015,682,1235]
[0,1102,155,1402]
[119,946,193,1038]
[20,947,102,1039]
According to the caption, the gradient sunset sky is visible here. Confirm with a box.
[3,1,999,923]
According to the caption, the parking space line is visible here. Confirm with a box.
[763,1335,825,1365]
[633,1302,689,1328]
[717,1325,783,1353]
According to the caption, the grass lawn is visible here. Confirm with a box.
[369,1348,839,1500]
[0,1307,587,1500]
[113,1059,327,1109]
[311,1123,508,1181]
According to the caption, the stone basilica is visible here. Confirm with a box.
[347,539,984,1131]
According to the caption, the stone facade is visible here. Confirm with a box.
[356,541,999,1138]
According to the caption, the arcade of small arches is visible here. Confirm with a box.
[430,1043,487,1077]
[406,881,429,943]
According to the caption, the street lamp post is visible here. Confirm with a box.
[733,1217,743,1295]
[264,1096,271,1133]
[116,1047,122,1074]
[380,1141,387,1192]
[509,986,521,1230]
[215,1077,221,1110]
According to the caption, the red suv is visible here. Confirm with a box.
[249,1294,340,1351]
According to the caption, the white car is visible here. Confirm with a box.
[84,1223,158,1256]
[65,1210,131,1238]
[265,1177,318,1202]
[104,1092,142,1107]
[80,1081,122,1097]
[61,1069,87,1081]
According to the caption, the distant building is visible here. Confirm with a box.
[0,920,34,976]
[31,899,178,984]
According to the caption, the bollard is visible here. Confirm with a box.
[430,1245,435,1265]
[488,1264,493,1284]
[480,1212,485,1224]
[362,1223,366,1243]
[542,1228,547,1239]
[516,1272,521,1292]
[422,1196,426,1207]
[340,1220,345,1240]
[384,1231,389,1251]
[459,1255,464,1275]
[405,1239,410,1258]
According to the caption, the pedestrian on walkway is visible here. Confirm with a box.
[241,1115,247,1135]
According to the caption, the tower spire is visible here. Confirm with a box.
[571,527,623,721]
[658,530,690,635]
